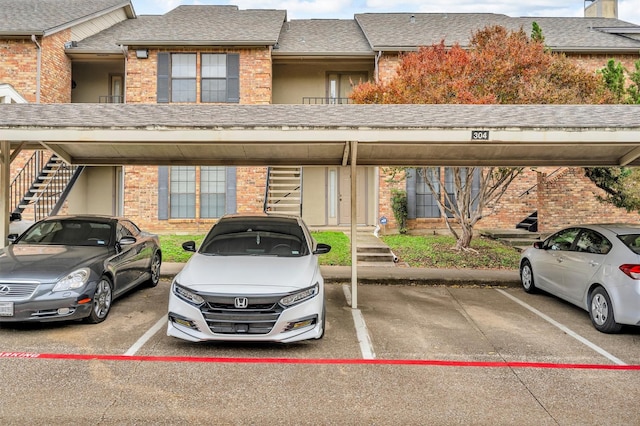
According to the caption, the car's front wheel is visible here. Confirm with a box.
[146,252,161,287]
[86,276,113,324]
[589,286,622,333]
[520,260,536,294]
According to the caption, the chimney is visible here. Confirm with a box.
[584,0,618,19]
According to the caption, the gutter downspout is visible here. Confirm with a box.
[374,50,382,83]
[31,35,41,103]
[120,44,128,103]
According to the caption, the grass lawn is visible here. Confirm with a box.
[159,231,520,269]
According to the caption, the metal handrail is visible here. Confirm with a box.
[302,97,352,104]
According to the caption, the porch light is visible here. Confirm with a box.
[136,49,149,59]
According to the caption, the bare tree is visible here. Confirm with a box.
[417,167,523,250]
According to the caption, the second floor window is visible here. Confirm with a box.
[157,52,240,103]
[171,54,197,102]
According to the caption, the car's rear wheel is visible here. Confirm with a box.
[146,252,161,287]
[520,260,536,294]
[589,286,622,333]
[86,276,112,324]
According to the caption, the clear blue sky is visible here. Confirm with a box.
[132,1,639,24]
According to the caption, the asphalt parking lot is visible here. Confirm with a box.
[1,279,639,425]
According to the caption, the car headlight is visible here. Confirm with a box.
[53,268,91,292]
[173,283,205,306]
[280,283,319,307]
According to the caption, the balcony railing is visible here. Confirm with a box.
[98,95,124,103]
[302,97,352,105]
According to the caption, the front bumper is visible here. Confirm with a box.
[166,287,324,343]
[0,282,97,323]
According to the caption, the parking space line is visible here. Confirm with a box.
[124,316,166,356]
[496,289,627,366]
[343,284,376,359]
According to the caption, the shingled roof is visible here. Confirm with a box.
[114,5,286,46]
[274,19,373,56]
[354,13,640,53]
[0,0,133,36]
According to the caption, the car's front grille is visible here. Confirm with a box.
[199,294,284,335]
[0,281,39,300]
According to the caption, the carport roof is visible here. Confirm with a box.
[1,103,640,167]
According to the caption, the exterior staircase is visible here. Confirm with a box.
[346,229,398,266]
[264,166,302,216]
[10,151,84,222]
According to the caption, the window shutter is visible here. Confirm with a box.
[226,54,240,103]
[225,167,237,214]
[406,168,417,219]
[157,53,170,103]
[158,166,169,219]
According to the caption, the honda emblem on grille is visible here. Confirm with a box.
[234,297,249,309]
[0,285,10,296]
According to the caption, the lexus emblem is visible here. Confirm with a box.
[0,285,10,296]
[234,297,249,309]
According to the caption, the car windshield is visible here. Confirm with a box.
[199,219,308,257]
[17,219,113,246]
[617,234,640,254]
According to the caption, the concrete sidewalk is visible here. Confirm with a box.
[160,262,521,287]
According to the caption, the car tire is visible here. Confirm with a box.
[86,275,113,324]
[520,260,537,294]
[146,251,161,288]
[589,286,622,334]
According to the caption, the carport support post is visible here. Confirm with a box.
[0,141,9,246]
[350,141,358,309]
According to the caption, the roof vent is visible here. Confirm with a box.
[410,14,415,24]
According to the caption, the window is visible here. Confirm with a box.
[545,228,580,251]
[171,54,197,102]
[170,166,196,218]
[201,54,239,103]
[416,168,441,218]
[408,168,481,219]
[576,229,612,254]
[200,166,226,218]
[159,166,236,220]
[157,53,239,103]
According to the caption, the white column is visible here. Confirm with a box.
[350,141,358,309]
[0,141,10,246]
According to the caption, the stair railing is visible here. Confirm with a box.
[10,150,45,216]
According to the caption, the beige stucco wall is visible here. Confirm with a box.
[273,60,373,104]
[302,167,327,225]
[66,166,118,215]
[71,61,124,103]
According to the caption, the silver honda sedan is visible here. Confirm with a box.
[520,223,640,333]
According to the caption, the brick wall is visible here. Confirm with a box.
[0,39,38,102]
[122,47,273,232]
[40,30,72,103]
[536,167,640,234]
[126,47,272,104]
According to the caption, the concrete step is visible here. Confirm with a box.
[357,252,396,263]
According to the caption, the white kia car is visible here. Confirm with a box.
[520,223,640,333]
[167,214,331,343]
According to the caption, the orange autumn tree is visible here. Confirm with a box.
[351,25,614,250]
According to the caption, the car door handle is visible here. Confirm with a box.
[556,257,564,263]
[589,260,599,267]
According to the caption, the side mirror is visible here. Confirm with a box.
[7,234,19,243]
[119,236,137,246]
[182,241,196,252]
[313,243,331,255]
[533,241,544,249]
